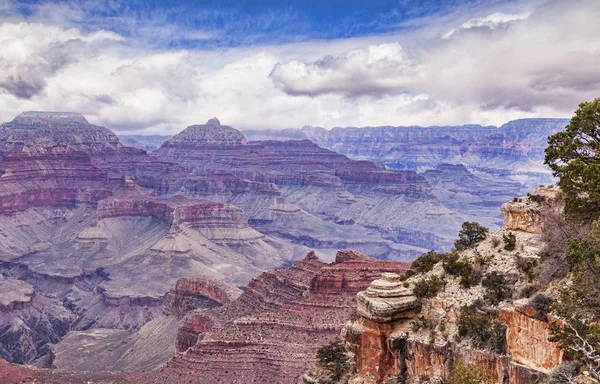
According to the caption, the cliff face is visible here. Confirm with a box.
[500,186,557,233]
[147,250,410,384]
[498,303,563,373]
[329,191,564,384]
[0,144,114,214]
[341,283,560,384]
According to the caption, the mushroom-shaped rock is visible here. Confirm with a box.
[356,273,419,322]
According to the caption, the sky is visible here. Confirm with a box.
[0,0,598,134]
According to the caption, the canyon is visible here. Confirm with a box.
[0,187,573,384]
[0,111,573,383]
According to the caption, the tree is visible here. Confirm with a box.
[549,219,600,383]
[455,222,489,251]
[411,250,443,274]
[413,275,445,299]
[482,272,512,305]
[545,97,600,217]
[315,337,351,382]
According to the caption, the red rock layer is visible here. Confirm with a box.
[165,277,243,317]
[151,250,410,384]
[0,145,114,214]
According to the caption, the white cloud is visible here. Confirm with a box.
[269,43,420,96]
[442,11,531,39]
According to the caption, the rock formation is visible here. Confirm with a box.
[501,185,557,233]
[154,119,465,255]
[330,192,565,384]
[146,250,410,384]
[0,111,121,154]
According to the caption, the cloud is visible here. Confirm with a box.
[269,0,600,119]
[269,43,420,97]
[0,0,598,133]
[0,22,122,98]
[442,11,531,38]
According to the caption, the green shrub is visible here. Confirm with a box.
[503,232,517,251]
[455,222,489,251]
[458,306,507,354]
[413,276,445,299]
[448,361,496,384]
[411,250,443,274]
[482,272,512,305]
[315,337,351,382]
[516,255,539,282]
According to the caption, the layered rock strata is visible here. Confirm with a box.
[154,118,462,254]
[149,250,410,384]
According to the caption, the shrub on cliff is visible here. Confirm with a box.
[482,272,512,305]
[441,253,479,288]
[545,97,600,218]
[454,222,489,251]
[413,276,445,299]
[503,232,516,251]
[529,293,552,321]
[411,250,443,274]
[447,361,495,384]
[315,337,351,383]
[516,254,539,282]
[457,306,507,354]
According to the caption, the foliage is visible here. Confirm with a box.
[315,337,351,383]
[503,232,517,251]
[413,276,445,299]
[447,361,496,384]
[529,293,552,321]
[546,361,581,384]
[482,272,512,305]
[519,283,541,298]
[545,97,600,218]
[411,251,443,274]
[455,222,489,251]
[548,219,600,383]
[458,306,507,354]
[516,254,539,282]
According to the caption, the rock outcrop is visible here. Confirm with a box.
[165,277,243,316]
[498,301,563,373]
[147,250,410,384]
[501,186,557,233]
[335,193,565,384]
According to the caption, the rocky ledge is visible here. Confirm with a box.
[500,185,557,233]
